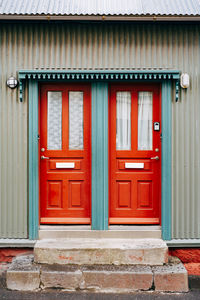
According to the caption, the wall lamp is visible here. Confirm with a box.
[6,76,18,89]
[180,73,190,89]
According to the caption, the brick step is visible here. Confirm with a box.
[6,254,189,293]
[34,238,168,265]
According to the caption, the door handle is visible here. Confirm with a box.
[41,155,49,160]
[150,156,159,160]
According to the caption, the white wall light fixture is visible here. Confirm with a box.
[6,76,18,89]
[180,73,190,88]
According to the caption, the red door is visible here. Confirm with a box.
[39,84,91,224]
[109,84,161,224]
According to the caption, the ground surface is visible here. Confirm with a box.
[0,289,200,300]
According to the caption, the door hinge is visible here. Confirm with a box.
[38,134,40,140]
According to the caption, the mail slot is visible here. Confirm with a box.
[125,163,144,169]
[56,162,75,169]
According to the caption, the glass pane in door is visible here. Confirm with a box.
[116,91,131,150]
[47,91,62,150]
[69,91,84,150]
[138,92,153,150]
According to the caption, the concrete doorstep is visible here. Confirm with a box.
[6,254,189,293]
[34,238,168,266]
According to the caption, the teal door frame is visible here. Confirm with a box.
[28,80,39,240]
[161,81,172,240]
[25,70,177,240]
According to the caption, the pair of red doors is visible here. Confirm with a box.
[40,83,161,225]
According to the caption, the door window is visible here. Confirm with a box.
[116,91,131,150]
[69,91,84,150]
[47,91,62,150]
[138,92,153,151]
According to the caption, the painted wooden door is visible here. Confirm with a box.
[109,84,161,224]
[40,84,91,224]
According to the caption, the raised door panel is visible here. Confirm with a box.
[117,181,131,208]
[47,181,63,208]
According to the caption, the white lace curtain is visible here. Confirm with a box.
[116,92,131,150]
[69,91,83,150]
[138,92,153,150]
[116,91,153,151]
[47,91,62,150]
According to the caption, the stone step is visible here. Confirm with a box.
[6,254,189,293]
[39,225,162,239]
[34,238,168,265]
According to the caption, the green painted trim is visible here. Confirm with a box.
[28,80,39,240]
[92,82,108,230]
[19,69,180,76]
[19,70,180,102]
[161,81,172,240]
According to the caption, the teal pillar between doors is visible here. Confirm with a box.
[161,81,172,240]
[28,80,39,240]
[91,82,109,230]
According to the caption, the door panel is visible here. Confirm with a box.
[117,181,131,208]
[109,84,161,224]
[47,181,62,208]
[40,84,91,224]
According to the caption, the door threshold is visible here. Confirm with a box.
[40,225,92,231]
[40,225,161,230]
[109,225,161,231]
[39,225,161,239]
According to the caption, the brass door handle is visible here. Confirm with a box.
[150,156,159,160]
[41,155,49,160]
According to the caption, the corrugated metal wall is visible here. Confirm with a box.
[0,24,28,238]
[0,22,199,239]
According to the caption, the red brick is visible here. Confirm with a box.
[184,263,200,275]
[0,249,33,263]
[169,248,200,263]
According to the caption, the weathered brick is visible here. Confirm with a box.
[0,263,9,288]
[7,270,40,291]
[0,248,33,263]
[82,266,153,292]
[153,263,189,292]
[41,269,82,290]
[169,248,200,263]
[6,254,40,291]
[184,263,200,275]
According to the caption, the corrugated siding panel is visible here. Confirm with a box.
[0,0,200,16]
[0,25,28,238]
[0,23,199,239]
